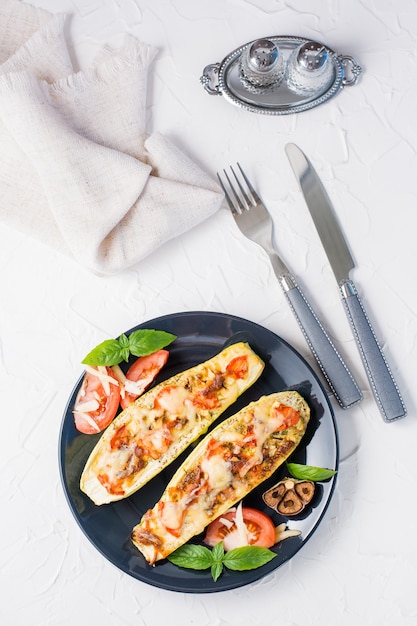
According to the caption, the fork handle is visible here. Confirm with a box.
[278,273,362,409]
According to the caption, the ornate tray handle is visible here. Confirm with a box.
[200,63,221,95]
[339,55,363,86]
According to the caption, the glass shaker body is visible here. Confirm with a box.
[286,42,334,97]
[239,38,285,90]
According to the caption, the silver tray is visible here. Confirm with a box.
[200,35,362,116]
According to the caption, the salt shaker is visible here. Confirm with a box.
[239,38,285,90]
[286,41,334,97]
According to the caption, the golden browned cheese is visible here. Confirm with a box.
[131,390,310,564]
[80,342,264,505]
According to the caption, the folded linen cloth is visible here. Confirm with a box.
[0,0,223,273]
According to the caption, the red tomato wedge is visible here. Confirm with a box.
[73,366,120,434]
[119,349,169,409]
[226,355,248,379]
[273,404,300,430]
[204,507,276,551]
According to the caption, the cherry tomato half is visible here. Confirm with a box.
[204,507,276,551]
[120,349,169,409]
[73,367,120,434]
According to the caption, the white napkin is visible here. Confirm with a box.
[0,0,223,273]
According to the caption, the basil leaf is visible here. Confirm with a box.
[209,542,225,581]
[223,546,276,571]
[211,562,224,582]
[286,462,337,482]
[117,334,131,362]
[128,329,177,357]
[168,542,276,581]
[81,329,177,366]
[211,541,225,563]
[167,544,213,570]
[81,339,123,366]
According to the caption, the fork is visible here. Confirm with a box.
[218,164,362,409]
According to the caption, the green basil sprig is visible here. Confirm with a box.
[286,462,337,482]
[167,541,276,582]
[82,329,177,366]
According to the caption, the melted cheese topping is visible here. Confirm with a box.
[201,454,233,491]
[163,404,282,520]
[87,390,199,491]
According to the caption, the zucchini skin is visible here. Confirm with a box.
[79,342,265,505]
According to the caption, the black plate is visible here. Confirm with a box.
[59,311,338,593]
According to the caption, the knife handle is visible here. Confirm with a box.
[278,273,362,409]
[341,279,407,421]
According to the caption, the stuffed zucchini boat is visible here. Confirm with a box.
[80,342,264,505]
[131,390,310,564]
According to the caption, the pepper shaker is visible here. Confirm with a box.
[286,41,334,97]
[239,38,285,90]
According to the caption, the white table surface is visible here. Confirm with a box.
[2,1,416,625]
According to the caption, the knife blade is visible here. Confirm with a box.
[285,142,406,422]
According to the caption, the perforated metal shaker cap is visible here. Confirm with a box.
[297,41,328,70]
[248,38,279,72]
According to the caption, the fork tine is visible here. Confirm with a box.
[217,172,237,213]
[217,169,245,214]
[218,164,262,215]
[230,165,253,208]
[236,163,261,205]
[223,168,246,213]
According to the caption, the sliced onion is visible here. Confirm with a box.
[84,365,118,395]
[74,399,100,412]
[73,410,101,432]
[234,502,249,546]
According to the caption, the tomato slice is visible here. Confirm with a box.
[190,393,220,410]
[226,355,248,379]
[273,404,300,430]
[120,349,169,409]
[73,366,120,434]
[204,507,276,551]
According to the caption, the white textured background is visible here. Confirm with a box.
[1,1,416,625]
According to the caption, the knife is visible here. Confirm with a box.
[285,143,406,422]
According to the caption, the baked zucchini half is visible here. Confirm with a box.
[80,342,264,505]
[131,390,310,564]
